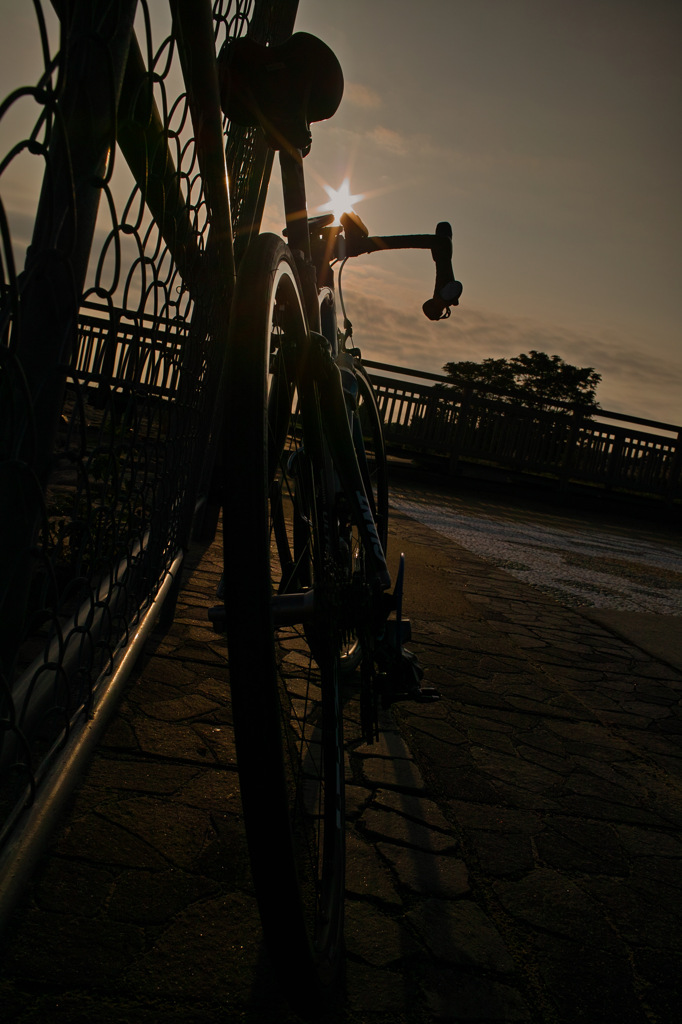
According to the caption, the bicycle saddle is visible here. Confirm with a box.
[218,32,344,156]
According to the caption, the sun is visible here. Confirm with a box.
[318,178,364,224]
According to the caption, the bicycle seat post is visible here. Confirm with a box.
[279,147,320,333]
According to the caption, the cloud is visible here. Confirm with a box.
[366,126,408,155]
[344,82,382,110]
[338,265,682,426]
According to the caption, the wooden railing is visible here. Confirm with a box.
[364,360,682,502]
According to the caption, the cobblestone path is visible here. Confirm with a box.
[1,503,680,1023]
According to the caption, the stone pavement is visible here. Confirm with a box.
[1,506,681,1023]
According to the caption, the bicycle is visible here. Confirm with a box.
[1,1,459,1011]
[209,30,463,1012]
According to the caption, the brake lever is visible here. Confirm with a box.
[423,221,463,320]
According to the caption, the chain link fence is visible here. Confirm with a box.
[0,0,297,893]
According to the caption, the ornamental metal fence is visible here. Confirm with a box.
[0,0,297,914]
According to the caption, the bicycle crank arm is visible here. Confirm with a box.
[208,590,317,633]
[375,553,440,707]
[271,590,317,626]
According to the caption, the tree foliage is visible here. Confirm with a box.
[442,350,601,411]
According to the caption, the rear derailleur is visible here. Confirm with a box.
[360,554,440,744]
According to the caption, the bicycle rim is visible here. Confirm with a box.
[222,234,345,1007]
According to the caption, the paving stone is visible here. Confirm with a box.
[469,748,567,793]
[530,931,647,1024]
[514,743,572,774]
[90,797,217,870]
[344,782,373,818]
[99,714,139,751]
[33,859,114,916]
[360,806,455,852]
[107,867,220,924]
[407,899,516,973]
[173,765,242,813]
[54,811,169,870]
[345,831,403,906]
[467,727,517,755]
[535,817,627,875]
[446,802,542,835]
[431,766,507,805]
[374,788,455,833]
[614,823,682,858]
[467,830,535,877]
[377,844,470,898]
[139,694,222,721]
[345,900,418,966]
[127,716,223,762]
[131,655,202,688]
[494,868,615,942]
[345,963,408,1014]
[582,875,682,947]
[85,755,199,794]
[421,970,532,1022]
[544,718,637,751]
[191,721,238,763]
[361,755,426,790]
[122,892,267,1003]
[5,909,144,988]
[629,854,682,896]
[630,947,682,1024]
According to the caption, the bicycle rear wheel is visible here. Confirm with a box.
[222,234,345,1009]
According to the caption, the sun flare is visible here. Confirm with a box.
[318,178,364,224]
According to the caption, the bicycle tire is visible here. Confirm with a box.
[355,363,389,553]
[338,364,389,672]
[222,233,345,1009]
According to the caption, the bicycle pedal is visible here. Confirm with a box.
[410,685,441,704]
[382,617,412,645]
[208,605,226,633]
[382,680,441,707]
[375,644,440,708]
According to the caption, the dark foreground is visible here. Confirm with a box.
[1,504,681,1023]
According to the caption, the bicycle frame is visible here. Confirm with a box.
[275,147,392,593]
[275,143,460,604]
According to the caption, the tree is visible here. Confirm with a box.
[440,358,516,393]
[442,350,601,411]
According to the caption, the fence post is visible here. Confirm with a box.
[448,385,473,475]
[559,404,585,492]
[666,429,682,503]
[95,308,121,407]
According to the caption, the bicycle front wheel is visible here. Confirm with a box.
[337,362,389,673]
[222,234,345,1009]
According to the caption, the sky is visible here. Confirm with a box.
[1,0,680,426]
[278,0,681,425]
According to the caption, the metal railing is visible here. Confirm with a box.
[365,361,682,502]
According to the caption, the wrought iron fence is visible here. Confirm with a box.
[0,0,297,902]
